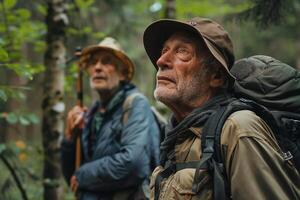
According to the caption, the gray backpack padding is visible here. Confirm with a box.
[230,55,300,171]
[231,55,300,112]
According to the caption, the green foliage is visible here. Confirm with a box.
[0,85,28,102]
[75,0,95,10]
[176,0,252,18]
[0,143,5,153]
[0,141,44,200]
[0,111,40,125]
[0,0,45,136]
[64,63,78,93]
[0,89,7,101]
[36,3,47,16]
[237,0,296,27]
[4,63,45,80]
[3,0,17,9]
[6,112,18,124]
[0,0,46,76]
[0,47,9,62]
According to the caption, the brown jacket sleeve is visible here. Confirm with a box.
[221,110,300,200]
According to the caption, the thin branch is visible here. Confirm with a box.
[236,0,292,27]
[0,151,28,200]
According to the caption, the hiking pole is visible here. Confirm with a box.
[74,47,83,169]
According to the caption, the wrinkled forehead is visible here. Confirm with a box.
[162,31,202,50]
[89,50,118,60]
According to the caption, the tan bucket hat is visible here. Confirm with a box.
[80,37,134,81]
[143,17,235,82]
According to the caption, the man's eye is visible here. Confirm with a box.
[88,57,99,65]
[101,55,112,65]
[161,48,168,55]
[177,48,188,54]
[176,47,193,61]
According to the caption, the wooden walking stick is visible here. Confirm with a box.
[74,47,83,170]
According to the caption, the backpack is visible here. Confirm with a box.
[122,92,167,171]
[199,55,300,199]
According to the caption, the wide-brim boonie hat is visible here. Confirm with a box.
[80,37,134,81]
[143,17,235,82]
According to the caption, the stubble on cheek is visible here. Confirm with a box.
[153,86,163,101]
[154,83,179,104]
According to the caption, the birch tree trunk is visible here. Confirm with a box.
[165,0,176,19]
[42,0,68,199]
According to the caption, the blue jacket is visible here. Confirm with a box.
[61,84,160,199]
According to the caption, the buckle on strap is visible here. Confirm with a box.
[282,151,293,161]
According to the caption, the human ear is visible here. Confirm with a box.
[119,74,126,81]
[209,70,224,88]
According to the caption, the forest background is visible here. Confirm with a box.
[0,0,299,199]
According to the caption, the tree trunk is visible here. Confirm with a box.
[296,40,300,70]
[295,11,300,70]
[42,0,68,199]
[165,0,176,19]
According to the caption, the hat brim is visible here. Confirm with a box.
[143,19,235,81]
[80,46,134,81]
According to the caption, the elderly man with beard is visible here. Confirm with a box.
[143,17,300,200]
[61,37,160,200]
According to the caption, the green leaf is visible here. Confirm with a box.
[6,63,34,79]
[33,41,46,52]
[6,112,18,124]
[75,0,95,10]
[36,4,47,16]
[0,144,6,154]
[27,114,39,124]
[3,0,17,9]
[0,90,7,101]
[16,90,26,100]
[0,48,9,62]
[19,116,30,126]
[16,8,31,19]
[82,26,92,34]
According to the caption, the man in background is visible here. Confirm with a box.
[61,37,160,200]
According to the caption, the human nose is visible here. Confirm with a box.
[156,51,171,70]
[93,60,103,71]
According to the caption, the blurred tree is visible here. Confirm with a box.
[41,0,67,199]
[165,0,176,18]
[232,0,300,69]
[237,0,295,27]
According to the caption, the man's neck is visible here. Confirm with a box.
[170,92,213,122]
[98,86,121,109]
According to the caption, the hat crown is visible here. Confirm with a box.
[186,17,234,68]
[80,37,134,81]
[98,37,123,52]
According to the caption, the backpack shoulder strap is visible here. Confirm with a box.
[122,92,144,124]
[200,98,284,200]
[199,98,256,199]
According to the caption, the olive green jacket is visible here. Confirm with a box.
[150,110,300,200]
